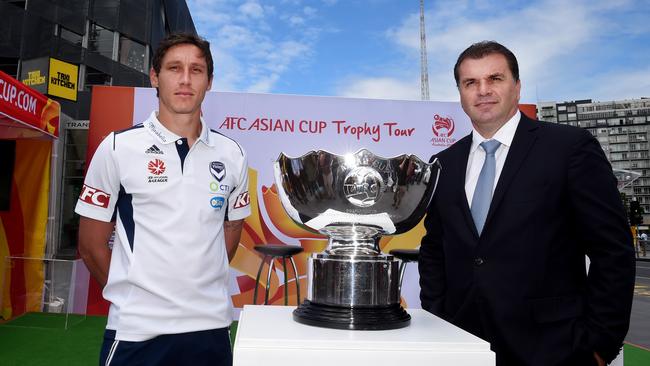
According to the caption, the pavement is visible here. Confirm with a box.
[634,239,650,261]
[626,260,650,349]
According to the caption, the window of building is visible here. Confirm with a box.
[88,23,115,59]
[6,1,26,9]
[84,66,111,91]
[58,26,83,47]
[558,114,567,122]
[0,57,19,78]
[558,105,567,111]
[568,113,577,121]
[119,36,147,72]
[59,127,88,256]
[567,106,577,113]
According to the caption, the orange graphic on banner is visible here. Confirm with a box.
[0,140,51,319]
[41,98,60,136]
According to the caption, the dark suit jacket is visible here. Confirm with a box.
[419,113,635,366]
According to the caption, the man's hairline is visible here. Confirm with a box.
[153,43,214,81]
[455,53,519,88]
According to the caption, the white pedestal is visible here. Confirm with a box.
[233,305,495,366]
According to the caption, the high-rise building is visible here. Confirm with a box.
[537,98,650,223]
[0,0,196,257]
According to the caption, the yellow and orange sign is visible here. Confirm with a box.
[48,58,78,101]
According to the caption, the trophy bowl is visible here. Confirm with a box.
[273,148,441,330]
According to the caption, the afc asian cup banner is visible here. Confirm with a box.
[0,70,60,139]
[131,88,471,312]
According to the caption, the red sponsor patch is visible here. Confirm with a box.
[148,159,166,175]
[79,184,111,208]
[234,191,250,209]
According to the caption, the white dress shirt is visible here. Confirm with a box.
[465,111,521,206]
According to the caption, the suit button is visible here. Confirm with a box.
[474,257,485,266]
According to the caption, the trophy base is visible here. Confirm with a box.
[293,300,411,330]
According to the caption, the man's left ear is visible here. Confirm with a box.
[149,67,159,87]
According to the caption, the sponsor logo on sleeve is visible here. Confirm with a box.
[79,184,110,208]
[233,191,250,209]
[209,161,226,182]
[210,196,225,210]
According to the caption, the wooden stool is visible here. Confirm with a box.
[253,244,304,305]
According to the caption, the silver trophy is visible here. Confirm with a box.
[274,149,441,330]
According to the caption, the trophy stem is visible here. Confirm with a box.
[322,223,383,255]
[327,237,380,255]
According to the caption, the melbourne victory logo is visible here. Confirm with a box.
[210,161,226,182]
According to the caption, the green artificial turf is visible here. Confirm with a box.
[624,343,650,366]
[0,313,239,366]
[0,313,648,365]
[0,313,106,366]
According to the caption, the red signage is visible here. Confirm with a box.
[0,70,59,139]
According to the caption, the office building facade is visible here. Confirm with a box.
[538,98,650,223]
[0,0,196,257]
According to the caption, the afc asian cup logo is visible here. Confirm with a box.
[343,167,384,208]
[430,114,457,147]
[432,114,455,137]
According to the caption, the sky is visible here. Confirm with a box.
[187,0,650,104]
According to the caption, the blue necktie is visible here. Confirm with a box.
[471,140,501,234]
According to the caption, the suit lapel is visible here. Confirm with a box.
[450,134,479,238]
[483,114,539,233]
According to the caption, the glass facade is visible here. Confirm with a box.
[539,98,650,220]
[0,0,196,258]
[88,23,114,59]
[84,66,111,91]
[59,128,88,258]
[119,36,146,72]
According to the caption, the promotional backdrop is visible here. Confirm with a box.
[87,86,536,316]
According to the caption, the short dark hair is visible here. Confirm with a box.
[151,32,213,80]
[453,41,519,86]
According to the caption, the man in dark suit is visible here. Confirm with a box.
[419,41,635,366]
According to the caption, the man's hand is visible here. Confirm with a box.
[594,352,605,366]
